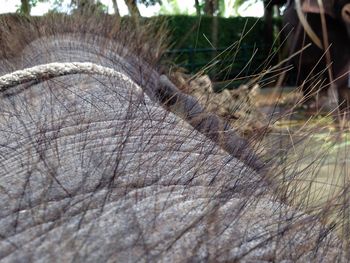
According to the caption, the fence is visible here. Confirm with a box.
[164,44,275,82]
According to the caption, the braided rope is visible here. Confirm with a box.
[0,62,139,92]
[0,61,267,171]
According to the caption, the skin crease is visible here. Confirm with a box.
[282,0,350,108]
[0,13,348,262]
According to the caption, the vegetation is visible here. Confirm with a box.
[14,0,286,71]
[8,1,286,81]
[16,0,278,17]
[163,15,276,81]
[1,1,350,261]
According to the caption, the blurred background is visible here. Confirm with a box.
[0,0,289,88]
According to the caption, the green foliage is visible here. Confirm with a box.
[160,0,234,16]
[160,0,194,15]
[17,0,39,15]
[233,0,259,14]
[17,0,108,14]
[71,0,108,13]
[29,0,48,7]
[162,15,273,80]
[165,15,264,48]
[219,0,236,17]
[138,0,162,6]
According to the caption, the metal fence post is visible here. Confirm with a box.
[189,47,195,72]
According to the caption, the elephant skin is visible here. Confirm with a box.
[0,15,347,262]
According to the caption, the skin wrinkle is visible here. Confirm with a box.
[0,14,347,262]
[0,62,264,172]
[2,29,265,171]
[0,71,344,260]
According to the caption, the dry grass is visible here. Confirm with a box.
[0,11,349,261]
[168,20,350,246]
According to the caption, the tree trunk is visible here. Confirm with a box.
[262,0,289,44]
[195,0,201,16]
[211,0,219,46]
[204,0,215,16]
[125,0,140,17]
[206,0,219,79]
[73,0,95,13]
[209,0,219,48]
[263,0,274,47]
[112,0,120,16]
[211,13,219,80]
[20,0,31,15]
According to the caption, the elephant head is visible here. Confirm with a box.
[300,0,350,23]
[282,0,350,108]
[0,14,347,262]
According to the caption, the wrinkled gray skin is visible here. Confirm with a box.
[0,33,346,262]
[282,0,350,106]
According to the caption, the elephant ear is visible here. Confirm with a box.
[301,0,336,17]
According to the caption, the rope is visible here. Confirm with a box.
[0,62,139,92]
